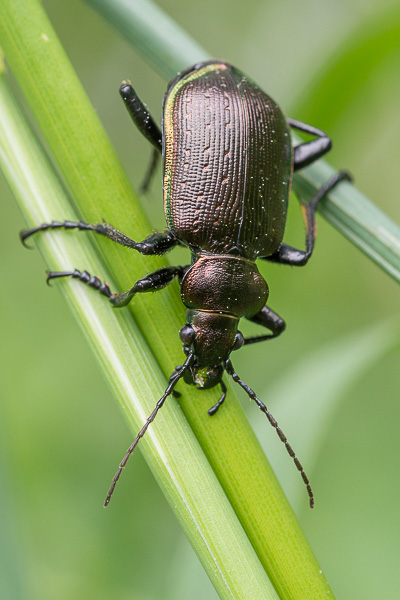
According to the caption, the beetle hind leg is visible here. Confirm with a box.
[264,170,352,266]
[288,118,332,171]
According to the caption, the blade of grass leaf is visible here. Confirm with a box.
[0,66,280,600]
[86,0,209,78]
[1,2,338,599]
[86,0,400,282]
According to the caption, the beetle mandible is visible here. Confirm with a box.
[21,60,351,508]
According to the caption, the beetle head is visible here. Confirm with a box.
[179,310,244,389]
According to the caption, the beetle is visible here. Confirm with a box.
[21,60,351,508]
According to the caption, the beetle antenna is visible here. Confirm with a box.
[225,359,314,508]
[104,353,194,507]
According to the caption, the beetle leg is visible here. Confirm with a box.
[119,82,162,192]
[243,305,286,345]
[207,381,227,416]
[45,265,190,308]
[21,221,179,255]
[94,228,178,255]
[263,170,352,266]
[119,81,162,152]
[168,366,183,398]
[139,148,160,194]
[111,265,190,307]
[288,118,332,171]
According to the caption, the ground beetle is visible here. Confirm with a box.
[22,60,351,508]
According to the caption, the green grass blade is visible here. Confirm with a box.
[0,62,279,600]
[86,0,209,78]
[86,0,400,282]
[0,1,346,598]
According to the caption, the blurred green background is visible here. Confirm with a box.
[1,0,399,599]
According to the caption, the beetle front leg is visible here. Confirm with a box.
[243,305,286,346]
[207,381,227,416]
[167,366,183,398]
[263,170,352,266]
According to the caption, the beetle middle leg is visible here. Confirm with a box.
[263,170,352,267]
[110,265,189,307]
[46,265,190,308]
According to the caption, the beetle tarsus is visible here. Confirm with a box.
[45,269,113,299]
[20,220,97,247]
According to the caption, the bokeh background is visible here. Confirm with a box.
[1,0,399,598]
